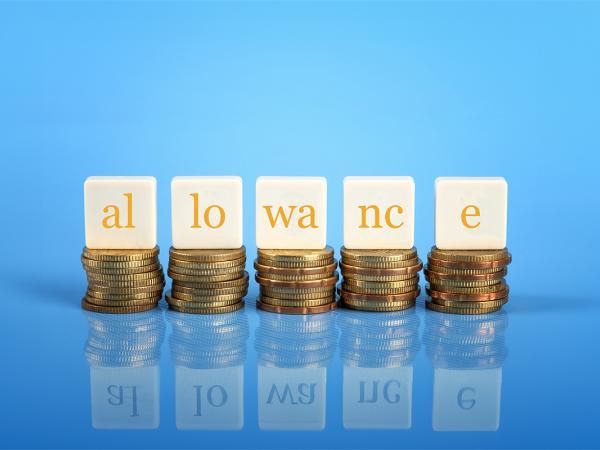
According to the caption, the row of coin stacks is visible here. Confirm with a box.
[83,176,508,315]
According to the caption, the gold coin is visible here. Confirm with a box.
[425,301,503,315]
[425,264,505,275]
[168,301,245,314]
[430,247,510,263]
[86,289,161,301]
[167,290,246,303]
[431,297,508,309]
[427,281,506,294]
[166,294,243,308]
[342,277,419,289]
[81,299,158,314]
[342,272,419,282]
[343,300,415,312]
[427,255,512,270]
[258,271,336,281]
[340,247,417,262]
[169,256,246,270]
[257,256,335,269]
[342,256,421,269]
[84,262,161,275]
[169,246,246,262]
[82,247,159,261]
[86,283,165,295]
[426,286,509,302]
[424,275,504,288]
[84,295,161,307]
[254,260,337,276]
[256,300,337,315]
[82,256,157,269]
[85,269,164,282]
[172,271,249,289]
[424,267,507,281]
[339,287,420,303]
[87,276,165,289]
[168,264,244,276]
[340,261,422,279]
[258,247,334,262]
[168,270,244,283]
[172,284,248,297]
[255,274,338,289]
[260,286,335,300]
[258,295,335,307]
[342,282,418,295]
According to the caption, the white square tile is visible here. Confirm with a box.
[435,177,508,250]
[343,176,415,249]
[171,176,243,249]
[84,176,157,249]
[256,177,327,249]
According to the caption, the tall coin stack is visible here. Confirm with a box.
[81,247,164,313]
[339,247,422,312]
[166,247,248,314]
[424,247,512,314]
[255,247,338,314]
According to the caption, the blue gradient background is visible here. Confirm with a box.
[1,1,599,448]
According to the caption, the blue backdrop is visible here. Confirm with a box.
[1,2,599,449]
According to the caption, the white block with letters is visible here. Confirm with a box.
[171,176,243,249]
[255,177,327,249]
[344,176,415,249]
[435,177,507,250]
[84,176,157,249]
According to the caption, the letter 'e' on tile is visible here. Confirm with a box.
[256,177,327,249]
[171,176,243,249]
[343,176,415,249]
[435,177,507,250]
[84,176,157,249]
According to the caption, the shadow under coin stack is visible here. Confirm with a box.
[339,247,422,312]
[166,247,248,314]
[255,247,338,314]
[424,247,512,314]
[81,247,164,313]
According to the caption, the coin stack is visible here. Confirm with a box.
[424,247,512,314]
[255,247,338,314]
[81,247,165,313]
[166,247,248,314]
[339,247,422,312]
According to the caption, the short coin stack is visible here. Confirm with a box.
[166,247,248,314]
[81,247,164,313]
[424,247,512,314]
[339,247,422,312]
[255,247,338,314]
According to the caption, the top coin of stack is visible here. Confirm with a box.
[255,246,338,314]
[81,246,165,314]
[166,246,248,314]
[424,247,512,315]
[339,247,422,312]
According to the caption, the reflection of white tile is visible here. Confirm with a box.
[343,366,413,429]
[343,176,415,249]
[175,366,244,430]
[84,176,157,249]
[258,367,326,430]
[255,177,327,249]
[171,176,243,249]
[90,366,159,429]
[433,368,502,431]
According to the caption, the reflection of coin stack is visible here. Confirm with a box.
[339,247,422,311]
[166,247,248,314]
[255,247,338,314]
[168,309,249,369]
[339,309,420,368]
[255,313,338,368]
[425,247,512,314]
[84,309,165,368]
[424,311,508,431]
[81,247,165,313]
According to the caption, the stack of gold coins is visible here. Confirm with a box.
[166,247,248,314]
[81,247,164,313]
[424,247,512,314]
[255,247,338,314]
[339,247,422,312]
